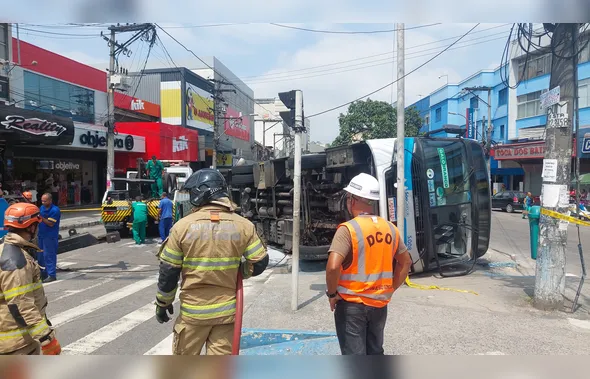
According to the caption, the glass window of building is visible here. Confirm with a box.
[517,54,551,81]
[470,96,479,109]
[435,108,442,122]
[0,24,7,62]
[498,88,508,106]
[579,78,590,109]
[23,71,95,124]
[517,91,543,119]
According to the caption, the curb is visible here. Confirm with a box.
[59,220,103,231]
[487,248,536,276]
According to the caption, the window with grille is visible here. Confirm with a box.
[579,78,590,109]
[517,91,543,119]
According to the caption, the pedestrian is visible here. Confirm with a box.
[325,173,412,355]
[38,193,60,283]
[157,192,174,244]
[146,155,165,198]
[523,192,533,219]
[0,202,61,355]
[154,168,269,355]
[131,196,148,245]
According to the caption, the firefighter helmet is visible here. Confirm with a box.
[4,203,42,229]
[182,168,229,208]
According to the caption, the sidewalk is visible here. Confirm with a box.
[241,248,590,355]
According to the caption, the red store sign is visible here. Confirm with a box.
[114,122,199,170]
[493,143,545,160]
[114,92,160,118]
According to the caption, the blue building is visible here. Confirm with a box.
[407,66,519,193]
[407,30,590,195]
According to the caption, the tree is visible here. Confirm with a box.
[331,98,423,146]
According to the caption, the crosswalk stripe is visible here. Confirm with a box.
[57,261,77,269]
[144,333,174,355]
[51,265,151,302]
[50,276,158,328]
[62,299,179,355]
[45,264,153,287]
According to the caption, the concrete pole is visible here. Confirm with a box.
[395,23,405,238]
[534,23,577,311]
[106,28,116,191]
[487,89,493,175]
[291,89,303,311]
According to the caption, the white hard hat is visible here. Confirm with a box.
[344,173,380,201]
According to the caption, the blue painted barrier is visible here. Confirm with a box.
[0,198,8,239]
[239,329,340,355]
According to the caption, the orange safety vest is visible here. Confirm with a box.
[337,215,400,308]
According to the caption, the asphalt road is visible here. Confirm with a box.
[60,209,101,221]
[490,209,589,276]
[44,239,286,355]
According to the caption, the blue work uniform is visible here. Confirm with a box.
[38,204,61,280]
[158,197,174,242]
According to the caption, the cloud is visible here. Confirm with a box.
[247,23,509,144]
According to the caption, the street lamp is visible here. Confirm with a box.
[448,111,466,120]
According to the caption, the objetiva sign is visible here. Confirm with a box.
[73,128,144,152]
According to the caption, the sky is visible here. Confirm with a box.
[14,21,514,144]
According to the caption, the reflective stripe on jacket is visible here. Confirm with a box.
[337,215,400,308]
[0,233,51,353]
[157,198,267,325]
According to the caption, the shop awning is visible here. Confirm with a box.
[0,104,75,146]
[571,173,590,185]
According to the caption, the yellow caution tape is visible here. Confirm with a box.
[540,208,590,227]
[405,276,479,295]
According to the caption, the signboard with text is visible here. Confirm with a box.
[493,143,545,160]
[465,107,476,140]
[114,92,160,118]
[70,127,145,153]
[0,103,75,145]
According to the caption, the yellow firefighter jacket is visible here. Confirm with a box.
[156,197,267,326]
[0,233,51,354]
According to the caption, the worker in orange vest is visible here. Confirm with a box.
[325,173,412,355]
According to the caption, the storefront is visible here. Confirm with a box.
[0,103,75,200]
[7,122,145,207]
[114,122,199,174]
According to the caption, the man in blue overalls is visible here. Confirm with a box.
[38,193,61,283]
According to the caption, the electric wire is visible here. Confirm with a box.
[268,22,441,34]
[154,23,279,119]
[245,33,509,85]
[241,24,511,80]
[306,23,481,119]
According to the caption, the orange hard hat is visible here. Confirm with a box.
[4,203,42,229]
[22,192,32,201]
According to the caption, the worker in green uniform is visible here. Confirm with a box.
[131,196,148,244]
[146,155,165,198]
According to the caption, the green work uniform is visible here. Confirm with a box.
[132,201,148,244]
[146,159,164,198]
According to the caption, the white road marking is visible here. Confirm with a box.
[62,299,179,355]
[50,276,158,327]
[144,333,174,355]
[57,261,78,269]
[566,273,580,278]
[568,318,590,330]
[51,265,150,302]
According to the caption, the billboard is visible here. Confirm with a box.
[185,83,214,130]
[224,106,250,141]
[160,81,182,125]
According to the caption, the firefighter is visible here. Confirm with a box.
[146,155,165,198]
[325,173,412,355]
[155,168,269,355]
[0,203,61,355]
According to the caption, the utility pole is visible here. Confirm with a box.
[211,79,236,169]
[396,23,405,238]
[291,89,304,311]
[534,23,578,311]
[106,27,116,192]
[464,86,493,172]
[103,23,155,190]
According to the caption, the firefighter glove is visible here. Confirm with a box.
[155,304,174,324]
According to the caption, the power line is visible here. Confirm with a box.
[269,23,441,34]
[155,23,278,118]
[245,33,509,85]
[15,25,101,37]
[306,23,481,119]
[240,24,511,80]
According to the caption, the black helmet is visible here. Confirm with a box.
[182,168,229,208]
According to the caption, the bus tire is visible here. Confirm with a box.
[299,245,330,261]
[231,174,255,186]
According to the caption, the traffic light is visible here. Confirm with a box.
[278,90,296,128]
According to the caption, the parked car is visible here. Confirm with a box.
[491,191,527,213]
